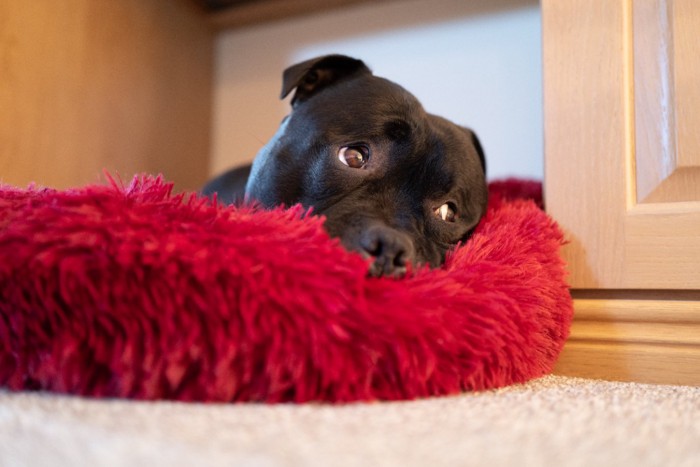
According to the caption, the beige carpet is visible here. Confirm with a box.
[1,375,698,467]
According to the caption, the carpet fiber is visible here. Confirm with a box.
[1,375,698,466]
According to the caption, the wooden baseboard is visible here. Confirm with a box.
[553,293,700,386]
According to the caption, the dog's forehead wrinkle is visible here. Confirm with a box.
[398,142,453,193]
[316,75,422,117]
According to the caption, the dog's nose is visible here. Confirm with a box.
[359,225,415,277]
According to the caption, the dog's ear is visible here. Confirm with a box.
[460,127,486,175]
[470,130,486,175]
[281,55,371,106]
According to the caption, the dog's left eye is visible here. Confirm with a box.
[434,203,457,222]
[338,145,369,168]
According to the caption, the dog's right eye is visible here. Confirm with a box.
[338,145,369,169]
[434,203,457,222]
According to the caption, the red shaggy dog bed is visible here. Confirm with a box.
[0,176,571,403]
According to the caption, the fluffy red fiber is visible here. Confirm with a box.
[0,176,572,403]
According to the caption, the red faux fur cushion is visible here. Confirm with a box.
[0,176,572,403]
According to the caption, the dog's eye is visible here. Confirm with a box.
[434,203,457,222]
[338,145,369,168]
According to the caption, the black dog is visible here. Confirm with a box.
[203,55,487,277]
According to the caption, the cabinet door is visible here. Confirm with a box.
[543,0,700,290]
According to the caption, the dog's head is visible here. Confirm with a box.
[246,55,487,276]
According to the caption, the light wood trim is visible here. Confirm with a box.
[555,342,700,386]
[634,0,700,204]
[673,0,700,170]
[633,0,676,203]
[569,290,700,319]
[542,0,631,288]
[554,296,700,385]
[625,204,700,289]
[572,322,700,346]
[643,169,700,203]
[209,0,398,30]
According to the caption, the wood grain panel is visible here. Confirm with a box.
[622,0,700,286]
[625,203,700,289]
[208,0,398,30]
[555,341,700,386]
[542,0,631,288]
[554,296,700,386]
[0,0,213,191]
[634,0,700,204]
[544,0,700,289]
[633,0,676,203]
[673,0,700,170]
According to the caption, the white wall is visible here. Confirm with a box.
[212,0,542,181]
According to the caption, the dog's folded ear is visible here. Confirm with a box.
[470,130,487,175]
[281,55,371,106]
[460,127,487,175]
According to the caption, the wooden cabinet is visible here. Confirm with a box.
[543,0,700,385]
[0,0,213,191]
